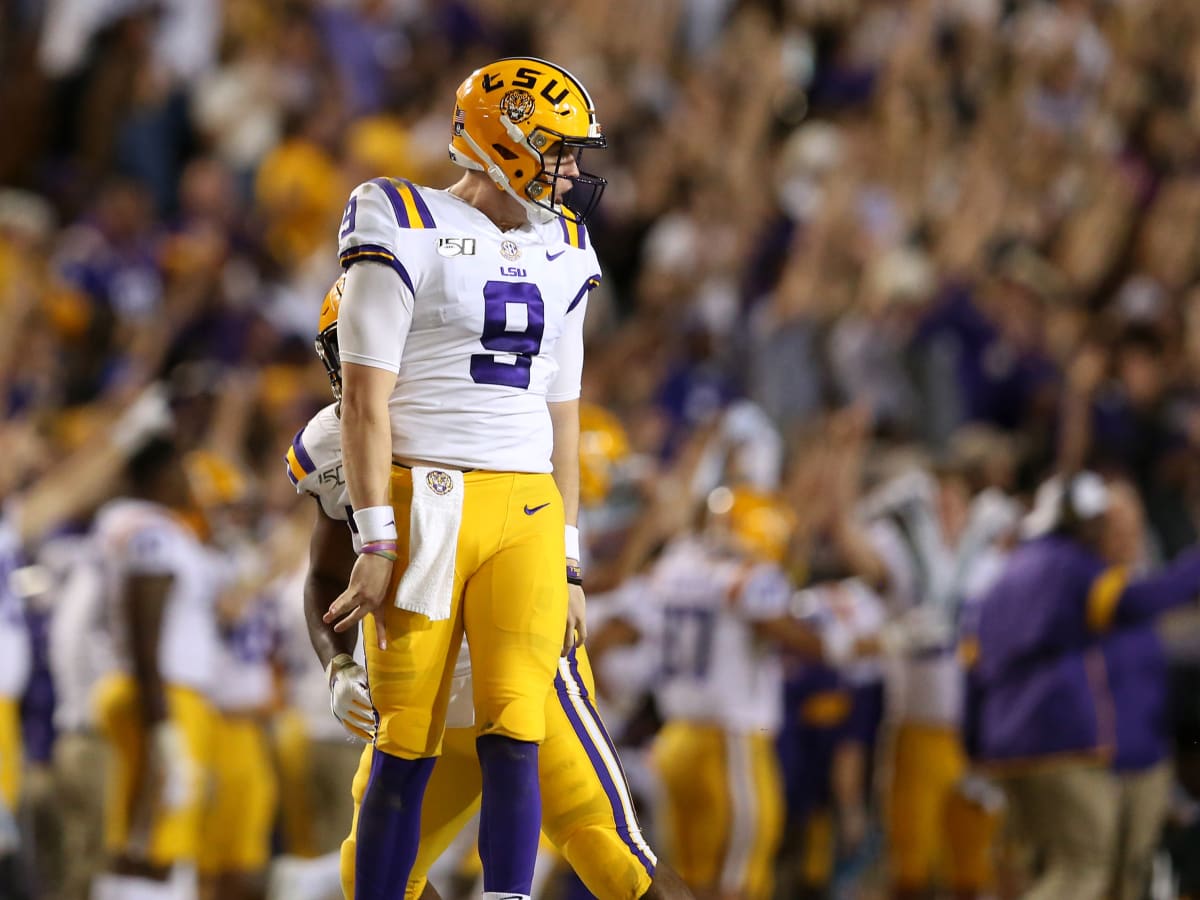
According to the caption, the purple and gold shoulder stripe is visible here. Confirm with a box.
[559,208,588,250]
[284,429,317,487]
[372,177,436,230]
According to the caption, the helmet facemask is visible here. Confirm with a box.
[523,126,607,224]
[315,324,342,403]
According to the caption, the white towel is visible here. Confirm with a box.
[393,467,464,621]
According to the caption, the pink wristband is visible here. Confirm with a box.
[360,540,398,561]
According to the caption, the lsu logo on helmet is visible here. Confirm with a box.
[448,57,607,225]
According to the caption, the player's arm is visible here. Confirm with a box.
[14,384,171,547]
[306,500,376,741]
[126,572,172,725]
[324,260,413,645]
[305,502,359,668]
[550,399,581,533]
[549,281,591,653]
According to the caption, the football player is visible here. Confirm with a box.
[189,452,280,900]
[598,487,825,900]
[89,438,222,900]
[852,462,1017,900]
[287,279,689,900]
[322,56,607,899]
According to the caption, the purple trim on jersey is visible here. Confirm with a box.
[567,274,601,314]
[556,652,656,877]
[285,462,299,486]
[577,221,587,251]
[340,244,415,294]
[396,178,436,229]
[291,428,316,474]
[559,217,571,245]
[371,177,413,228]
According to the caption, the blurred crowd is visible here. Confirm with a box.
[5,0,1200,898]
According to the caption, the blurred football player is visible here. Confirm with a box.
[188,451,280,900]
[851,459,1017,900]
[283,280,689,900]
[89,438,221,900]
[600,487,828,900]
[0,387,171,898]
[322,56,607,900]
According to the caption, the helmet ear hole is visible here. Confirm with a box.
[514,170,523,178]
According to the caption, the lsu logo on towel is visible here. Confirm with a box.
[427,471,454,495]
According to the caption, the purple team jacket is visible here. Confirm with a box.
[973,535,1200,768]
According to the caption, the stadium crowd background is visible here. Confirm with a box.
[5,0,1200,898]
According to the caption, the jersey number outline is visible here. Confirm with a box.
[470,281,545,389]
[340,197,358,239]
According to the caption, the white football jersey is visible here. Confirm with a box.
[93,499,220,695]
[0,511,30,700]
[337,177,601,472]
[865,480,1015,726]
[210,575,279,714]
[793,578,886,686]
[287,404,473,714]
[46,536,116,731]
[288,404,355,546]
[647,538,789,734]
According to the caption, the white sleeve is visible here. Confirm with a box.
[338,261,414,374]
[124,527,181,576]
[546,295,587,402]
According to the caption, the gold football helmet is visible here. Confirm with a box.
[184,450,248,511]
[315,275,345,401]
[706,486,797,564]
[579,403,631,506]
[448,57,606,224]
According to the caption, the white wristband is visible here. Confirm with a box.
[353,505,397,543]
[564,525,580,561]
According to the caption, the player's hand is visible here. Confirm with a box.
[324,552,394,649]
[563,582,587,656]
[148,721,201,812]
[326,654,375,742]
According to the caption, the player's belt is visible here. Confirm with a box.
[392,461,476,473]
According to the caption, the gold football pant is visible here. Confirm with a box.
[94,674,216,866]
[198,714,277,875]
[652,722,784,900]
[886,722,999,892]
[0,696,20,814]
[365,467,568,758]
[341,648,656,900]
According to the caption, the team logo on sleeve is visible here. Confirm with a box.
[499,89,536,124]
[500,240,522,261]
[437,237,477,257]
[426,470,454,495]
